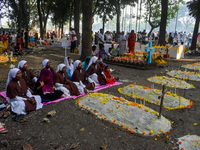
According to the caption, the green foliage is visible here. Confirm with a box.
[144,0,185,27]
[187,0,200,18]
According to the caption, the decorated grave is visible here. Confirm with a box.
[77,93,172,136]
[182,63,200,71]
[0,53,17,63]
[118,84,192,110]
[104,42,167,69]
[167,70,200,81]
[178,135,200,150]
[147,76,194,89]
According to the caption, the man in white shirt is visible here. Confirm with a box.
[98,29,104,50]
[11,31,17,46]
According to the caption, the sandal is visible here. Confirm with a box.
[0,127,8,134]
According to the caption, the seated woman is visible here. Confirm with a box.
[87,56,107,86]
[35,69,63,102]
[6,68,43,121]
[82,56,91,70]
[41,59,56,76]
[64,56,74,79]
[104,66,115,84]
[71,60,95,94]
[18,60,37,93]
[54,64,80,96]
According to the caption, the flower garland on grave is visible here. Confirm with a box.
[118,84,193,110]
[167,70,200,81]
[182,63,200,71]
[147,76,194,89]
[77,93,172,136]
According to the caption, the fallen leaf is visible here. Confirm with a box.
[100,143,107,150]
[70,142,80,149]
[43,118,50,123]
[47,110,56,117]
[23,143,33,150]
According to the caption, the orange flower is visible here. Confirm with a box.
[104,117,107,119]
[113,120,116,122]
[142,132,145,135]
[100,114,102,116]
[166,136,169,139]
[179,141,182,144]
[184,106,187,109]
[181,148,184,150]
[126,127,129,130]
[130,130,134,133]
[94,111,97,113]
[163,132,166,135]
[156,134,160,137]
[167,131,170,133]
[121,124,124,127]
[90,108,93,111]
[82,104,84,107]
[86,107,88,109]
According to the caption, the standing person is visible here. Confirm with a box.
[17,33,22,50]
[119,31,127,55]
[94,32,98,45]
[168,33,174,45]
[6,68,43,121]
[112,31,116,41]
[128,30,136,54]
[86,56,107,86]
[8,32,12,48]
[105,31,112,43]
[1,31,8,51]
[24,31,29,49]
[98,29,105,50]
[71,60,95,94]
[34,32,38,46]
[54,64,80,96]
[11,31,17,46]
[17,60,37,93]
[69,28,77,53]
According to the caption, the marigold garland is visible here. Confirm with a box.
[78,93,172,136]
[147,76,194,89]
[118,84,193,110]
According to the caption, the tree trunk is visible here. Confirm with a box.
[135,0,139,33]
[37,0,43,39]
[80,0,93,60]
[158,0,168,46]
[61,22,64,37]
[18,0,23,31]
[190,2,200,50]
[74,0,80,46]
[116,1,120,42]
[102,15,106,32]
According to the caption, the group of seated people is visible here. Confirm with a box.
[6,56,115,121]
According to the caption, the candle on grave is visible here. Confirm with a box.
[148,42,152,48]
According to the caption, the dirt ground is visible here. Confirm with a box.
[0,46,199,150]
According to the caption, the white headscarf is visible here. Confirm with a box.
[6,68,20,88]
[17,60,27,69]
[56,64,66,72]
[64,56,74,75]
[73,60,81,75]
[42,59,49,68]
[88,56,98,69]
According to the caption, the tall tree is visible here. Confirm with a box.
[81,0,93,60]
[158,0,168,46]
[74,0,81,45]
[187,0,200,50]
[109,0,136,41]
[144,0,184,38]
[37,0,53,39]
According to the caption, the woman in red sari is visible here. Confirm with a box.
[128,30,136,54]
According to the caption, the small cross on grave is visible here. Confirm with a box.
[145,42,155,64]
